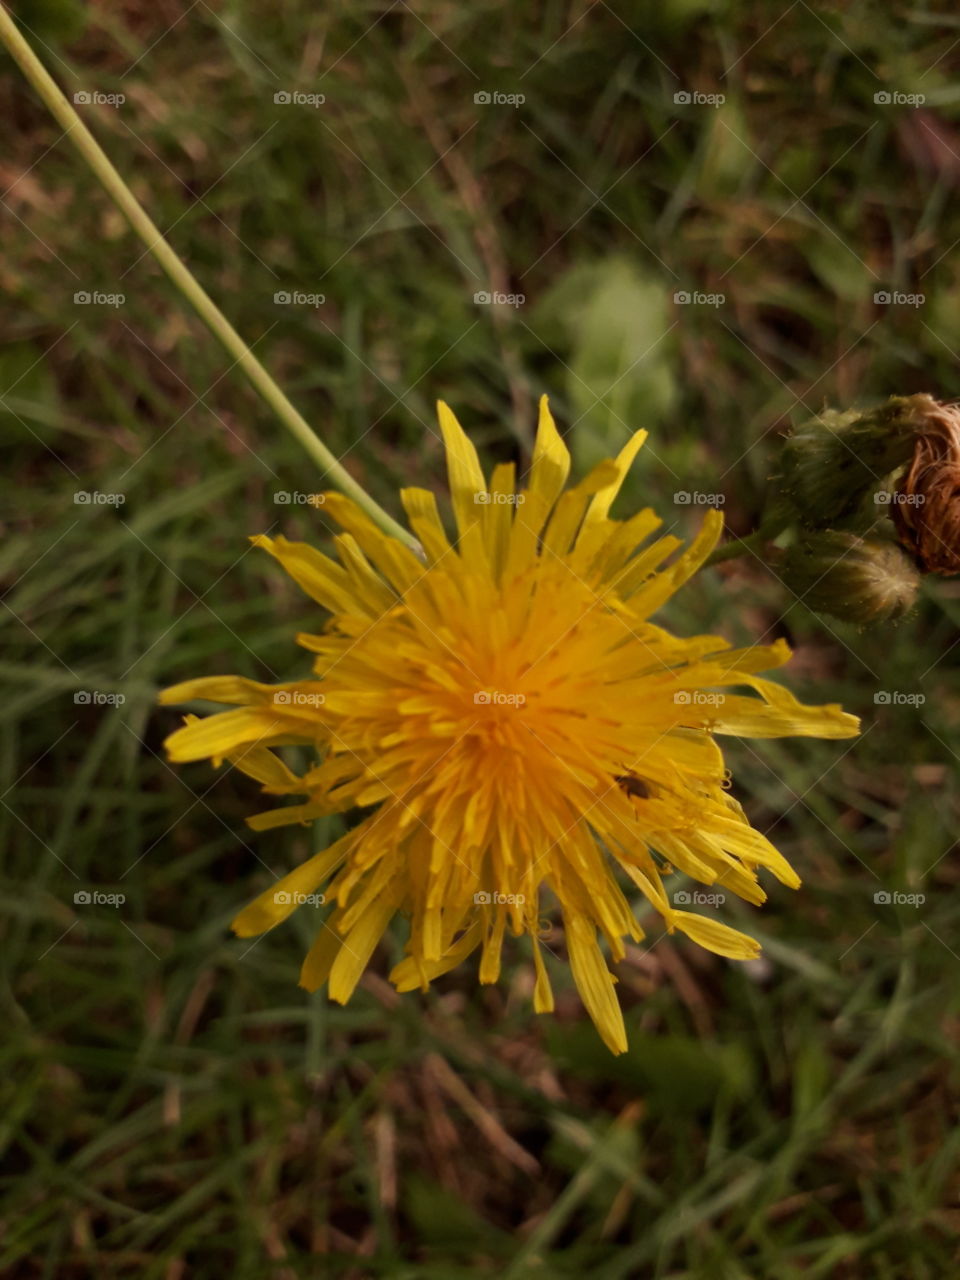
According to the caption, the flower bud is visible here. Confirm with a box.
[773,396,933,531]
[890,400,960,575]
[778,531,921,624]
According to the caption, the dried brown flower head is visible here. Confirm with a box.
[892,400,960,575]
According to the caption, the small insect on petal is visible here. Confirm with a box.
[614,772,651,799]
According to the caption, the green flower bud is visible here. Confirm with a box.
[778,531,921,624]
[772,396,936,532]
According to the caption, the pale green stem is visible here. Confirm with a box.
[704,528,768,567]
[0,7,417,548]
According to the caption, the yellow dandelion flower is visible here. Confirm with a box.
[160,398,858,1054]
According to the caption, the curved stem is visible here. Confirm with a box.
[704,528,769,567]
[0,7,416,548]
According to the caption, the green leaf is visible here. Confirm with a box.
[534,257,678,471]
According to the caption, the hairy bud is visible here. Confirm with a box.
[779,531,921,624]
[773,396,937,531]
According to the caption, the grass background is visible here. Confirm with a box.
[3,1,960,1275]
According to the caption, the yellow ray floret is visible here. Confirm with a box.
[159,397,859,1054]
